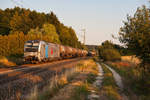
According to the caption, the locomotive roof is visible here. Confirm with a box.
[26,40,40,43]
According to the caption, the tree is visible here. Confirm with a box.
[119,5,150,69]
[0,7,83,56]
[99,40,121,61]
[68,27,79,48]
[10,9,33,34]
[42,24,60,43]
[28,27,42,35]
[0,9,11,35]
[28,23,60,43]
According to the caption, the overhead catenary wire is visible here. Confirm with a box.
[10,0,42,12]
[10,0,24,8]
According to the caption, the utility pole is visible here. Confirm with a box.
[81,29,86,45]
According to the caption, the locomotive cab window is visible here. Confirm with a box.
[25,47,38,52]
[24,41,39,52]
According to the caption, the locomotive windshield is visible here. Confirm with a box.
[24,40,39,52]
[25,47,38,52]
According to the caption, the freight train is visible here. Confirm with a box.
[24,40,93,63]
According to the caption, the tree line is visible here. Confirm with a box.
[0,7,84,57]
[99,5,150,71]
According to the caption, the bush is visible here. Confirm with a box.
[100,49,121,61]
[99,40,121,61]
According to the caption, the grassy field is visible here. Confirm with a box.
[106,60,150,100]
[99,63,122,100]
[28,59,99,100]
[121,56,140,65]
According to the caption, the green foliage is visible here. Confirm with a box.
[0,7,84,57]
[108,62,150,99]
[71,84,89,100]
[119,5,150,68]
[0,32,59,57]
[113,44,133,56]
[100,63,121,100]
[100,49,121,61]
[87,73,97,84]
[28,23,60,43]
[0,31,25,56]
[59,26,80,48]
[28,27,42,35]
[99,40,121,61]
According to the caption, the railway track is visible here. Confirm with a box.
[0,57,89,100]
[0,58,81,85]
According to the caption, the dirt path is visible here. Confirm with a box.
[104,64,123,89]
[103,63,128,100]
[88,63,104,100]
[93,63,104,88]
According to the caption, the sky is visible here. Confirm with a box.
[0,0,149,45]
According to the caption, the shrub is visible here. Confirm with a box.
[100,49,121,61]
[99,40,121,61]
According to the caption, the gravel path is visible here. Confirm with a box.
[93,63,104,87]
[88,63,104,100]
[104,64,123,90]
[103,63,128,100]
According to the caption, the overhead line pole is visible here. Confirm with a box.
[81,29,86,45]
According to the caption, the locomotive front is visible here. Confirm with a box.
[24,40,40,61]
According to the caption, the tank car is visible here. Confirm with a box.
[59,45,66,58]
[72,48,77,57]
[77,49,82,57]
[88,51,96,57]
[65,46,73,58]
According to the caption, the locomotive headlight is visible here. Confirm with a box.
[24,52,38,57]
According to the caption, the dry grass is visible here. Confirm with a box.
[99,63,122,100]
[28,67,77,100]
[60,59,99,100]
[121,56,140,65]
[77,59,99,75]
[107,61,150,100]
[28,59,99,100]
[0,57,16,67]
[110,62,131,68]
[0,56,24,67]
[101,86,121,100]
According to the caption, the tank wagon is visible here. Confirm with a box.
[88,51,96,57]
[24,40,88,62]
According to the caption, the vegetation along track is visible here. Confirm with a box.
[0,57,89,100]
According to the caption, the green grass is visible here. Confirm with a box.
[86,73,97,84]
[29,59,99,100]
[101,63,117,87]
[99,63,121,100]
[37,84,63,100]
[70,83,89,100]
[107,62,150,100]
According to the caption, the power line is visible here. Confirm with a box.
[19,0,35,10]
[11,0,24,8]
[10,0,39,12]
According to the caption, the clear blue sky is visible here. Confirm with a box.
[0,0,149,45]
